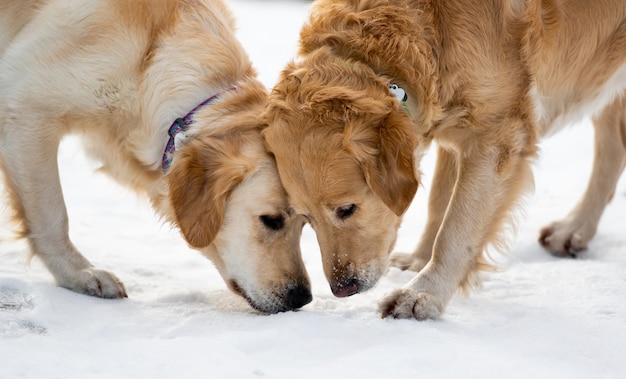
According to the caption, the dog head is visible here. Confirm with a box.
[263,52,419,297]
[167,88,311,313]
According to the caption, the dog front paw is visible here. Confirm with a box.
[379,288,442,320]
[539,222,592,257]
[389,253,428,272]
[61,268,128,299]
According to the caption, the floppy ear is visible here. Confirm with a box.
[167,138,250,248]
[345,110,419,216]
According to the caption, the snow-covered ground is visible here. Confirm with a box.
[2,1,625,378]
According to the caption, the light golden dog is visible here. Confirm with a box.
[263,0,626,319]
[0,0,312,313]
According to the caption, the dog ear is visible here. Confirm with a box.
[167,138,250,248]
[345,110,419,216]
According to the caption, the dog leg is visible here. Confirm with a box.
[391,147,457,272]
[0,114,127,298]
[539,96,626,256]
[381,138,534,320]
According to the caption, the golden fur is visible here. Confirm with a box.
[263,0,626,319]
[0,0,312,313]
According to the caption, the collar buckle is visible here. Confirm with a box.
[161,87,236,173]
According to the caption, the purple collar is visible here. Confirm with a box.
[162,87,236,173]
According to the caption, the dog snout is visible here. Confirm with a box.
[285,283,313,310]
[229,278,312,313]
[331,277,359,297]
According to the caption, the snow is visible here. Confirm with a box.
[1,1,625,378]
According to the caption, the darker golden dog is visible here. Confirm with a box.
[263,0,626,319]
[0,0,311,313]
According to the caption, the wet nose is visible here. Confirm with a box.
[331,277,359,298]
[285,284,313,310]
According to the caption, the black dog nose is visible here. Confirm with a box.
[331,277,359,298]
[285,284,312,310]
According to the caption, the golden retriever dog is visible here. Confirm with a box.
[0,0,312,313]
[263,0,626,319]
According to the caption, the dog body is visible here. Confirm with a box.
[263,0,626,318]
[0,0,312,313]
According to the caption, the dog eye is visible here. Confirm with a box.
[336,204,357,220]
[259,214,285,231]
